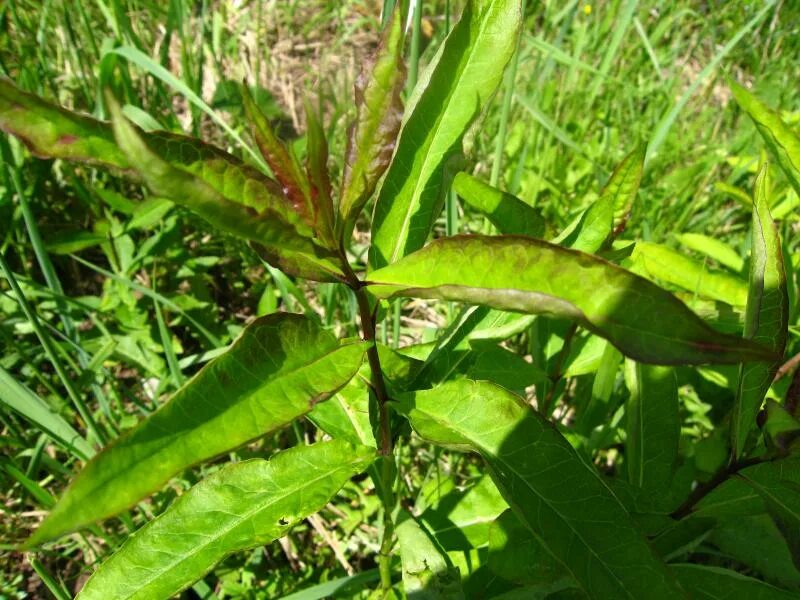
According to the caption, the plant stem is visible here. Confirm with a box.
[343,259,396,590]
[670,456,765,520]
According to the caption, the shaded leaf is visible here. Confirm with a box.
[729,78,800,197]
[632,242,748,306]
[487,510,573,589]
[396,380,685,599]
[77,440,375,599]
[708,514,800,590]
[397,511,465,599]
[736,458,800,570]
[731,165,789,458]
[337,7,406,242]
[367,235,773,365]
[369,0,522,269]
[28,314,366,545]
[624,362,679,497]
[452,173,545,238]
[671,564,797,600]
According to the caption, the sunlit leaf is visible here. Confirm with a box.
[303,98,335,243]
[396,380,685,598]
[452,172,545,238]
[420,476,508,551]
[731,165,788,458]
[675,233,744,273]
[554,145,645,252]
[0,78,344,281]
[108,98,345,281]
[632,241,748,306]
[729,78,800,197]
[369,0,522,269]
[27,314,366,545]
[396,511,465,599]
[337,7,406,242]
[242,85,314,224]
[367,235,773,365]
[76,440,375,599]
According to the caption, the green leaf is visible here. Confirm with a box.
[671,564,797,600]
[675,234,744,273]
[731,165,789,458]
[337,7,406,242]
[307,365,375,448]
[369,0,522,269]
[0,366,94,460]
[554,145,645,253]
[107,98,345,282]
[624,362,679,497]
[367,235,773,365]
[632,242,748,306]
[420,476,508,551]
[602,145,646,232]
[708,514,800,590]
[729,78,800,197]
[242,86,315,227]
[0,77,129,170]
[396,380,685,599]
[76,440,375,600]
[28,314,366,545]
[487,510,573,589]
[452,173,545,238]
[396,511,465,599]
[303,99,335,243]
[554,195,614,254]
[736,457,800,570]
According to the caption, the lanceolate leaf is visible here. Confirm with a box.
[554,145,645,252]
[108,100,345,282]
[452,172,545,238]
[367,235,773,365]
[0,79,343,281]
[369,0,522,269]
[632,242,748,306]
[602,144,646,232]
[624,362,679,497]
[672,564,797,600]
[729,78,800,197]
[396,511,465,599]
[76,440,375,600]
[242,85,314,224]
[303,99,335,243]
[731,165,789,458]
[676,233,744,273]
[736,458,800,570]
[396,380,685,599]
[337,7,406,242]
[28,314,366,545]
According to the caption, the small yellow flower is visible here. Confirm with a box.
[583,4,592,15]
